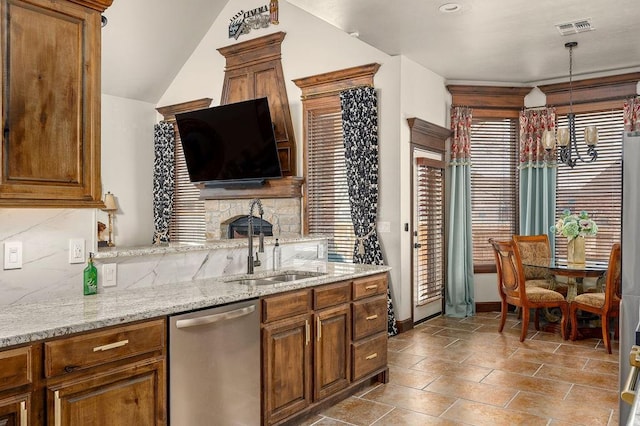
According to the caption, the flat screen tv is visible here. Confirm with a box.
[175,97,282,188]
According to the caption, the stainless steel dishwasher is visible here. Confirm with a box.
[169,298,260,425]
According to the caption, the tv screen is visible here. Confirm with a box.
[175,97,282,186]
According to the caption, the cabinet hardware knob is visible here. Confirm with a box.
[366,315,378,321]
[365,353,378,360]
[63,365,79,373]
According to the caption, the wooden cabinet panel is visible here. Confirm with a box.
[313,281,350,310]
[0,0,109,207]
[44,320,165,377]
[352,275,387,300]
[314,305,350,401]
[261,289,310,323]
[351,333,388,381]
[0,346,31,392]
[352,295,388,340]
[48,358,165,426]
[262,314,312,425]
[218,32,297,176]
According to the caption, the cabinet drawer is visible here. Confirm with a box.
[262,289,310,323]
[352,295,387,340]
[313,281,351,310]
[44,319,165,377]
[351,333,387,381]
[0,346,32,391]
[352,274,387,301]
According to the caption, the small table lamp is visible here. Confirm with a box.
[102,192,118,247]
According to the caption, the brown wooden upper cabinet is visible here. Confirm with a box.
[0,0,112,207]
[218,32,297,176]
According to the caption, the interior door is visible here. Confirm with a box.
[412,148,445,323]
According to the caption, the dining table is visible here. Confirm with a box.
[522,258,608,302]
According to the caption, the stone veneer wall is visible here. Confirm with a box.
[204,198,301,241]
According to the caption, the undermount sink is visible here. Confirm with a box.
[225,271,326,286]
[262,271,325,282]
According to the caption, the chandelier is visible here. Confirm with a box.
[542,41,598,168]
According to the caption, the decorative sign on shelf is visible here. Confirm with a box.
[229,0,279,40]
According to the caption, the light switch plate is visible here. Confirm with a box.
[4,241,22,270]
[378,221,391,233]
[69,238,85,264]
[102,263,117,287]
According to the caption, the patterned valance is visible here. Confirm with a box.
[519,108,557,169]
[624,97,640,132]
[450,106,472,164]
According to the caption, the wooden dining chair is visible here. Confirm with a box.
[569,243,621,354]
[513,234,567,295]
[489,238,569,342]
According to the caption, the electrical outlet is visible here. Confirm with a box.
[69,238,85,264]
[4,241,22,270]
[102,263,117,287]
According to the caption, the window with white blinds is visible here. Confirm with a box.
[554,109,623,262]
[470,118,519,269]
[415,157,445,305]
[306,107,355,262]
[170,128,206,243]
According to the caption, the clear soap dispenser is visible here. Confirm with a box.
[273,239,281,271]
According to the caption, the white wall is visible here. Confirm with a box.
[100,95,157,247]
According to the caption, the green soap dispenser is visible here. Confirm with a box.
[83,252,98,295]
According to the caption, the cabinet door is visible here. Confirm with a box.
[0,393,29,426]
[262,314,312,425]
[314,304,350,401]
[0,0,103,206]
[47,358,165,426]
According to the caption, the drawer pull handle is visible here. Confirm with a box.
[20,400,27,426]
[366,314,378,321]
[365,352,378,360]
[54,391,61,426]
[317,317,322,341]
[365,285,378,290]
[93,339,129,352]
[305,320,310,346]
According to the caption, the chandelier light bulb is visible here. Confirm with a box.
[584,126,598,146]
[557,128,570,147]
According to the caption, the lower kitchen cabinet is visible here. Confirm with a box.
[46,358,164,426]
[0,344,41,426]
[43,319,167,426]
[261,273,388,425]
[313,296,351,401]
[262,313,313,424]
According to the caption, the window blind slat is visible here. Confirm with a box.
[554,110,623,262]
[470,118,519,266]
[307,109,354,262]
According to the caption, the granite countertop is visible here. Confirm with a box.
[0,262,390,349]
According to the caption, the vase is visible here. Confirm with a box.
[567,236,585,266]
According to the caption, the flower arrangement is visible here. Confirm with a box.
[551,209,598,240]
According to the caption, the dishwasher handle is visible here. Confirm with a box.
[175,304,256,329]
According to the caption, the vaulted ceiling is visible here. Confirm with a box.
[101,0,640,103]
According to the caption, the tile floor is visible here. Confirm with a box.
[303,311,620,425]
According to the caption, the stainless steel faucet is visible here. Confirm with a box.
[247,198,265,274]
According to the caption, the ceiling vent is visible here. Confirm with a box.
[555,19,594,36]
